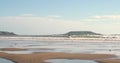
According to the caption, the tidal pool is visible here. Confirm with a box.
[45,59,98,63]
[0,58,14,63]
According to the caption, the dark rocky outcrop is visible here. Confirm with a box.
[0,31,16,36]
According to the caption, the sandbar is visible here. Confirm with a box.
[0,52,118,63]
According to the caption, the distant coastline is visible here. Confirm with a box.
[0,31,16,36]
[1,31,120,39]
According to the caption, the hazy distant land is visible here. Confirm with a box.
[0,31,16,36]
[0,31,101,37]
[1,31,120,63]
[1,31,120,39]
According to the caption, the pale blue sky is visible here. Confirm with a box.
[1,0,120,35]
[1,0,120,18]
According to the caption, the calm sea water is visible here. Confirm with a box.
[45,59,98,63]
[0,58,14,63]
[0,39,120,62]
[0,39,120,55]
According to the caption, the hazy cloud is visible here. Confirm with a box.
[20,14,34,17]
[0,14,88,35]
[84,15,120,22]
[47,15,61,18]
[1,14,120,34]
[93,15,120,19]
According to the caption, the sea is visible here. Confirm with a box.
[0,37,120,63]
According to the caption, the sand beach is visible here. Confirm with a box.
[0,51,118,63]
[0,37,120,63]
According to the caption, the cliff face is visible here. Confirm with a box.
[0,31,16,36]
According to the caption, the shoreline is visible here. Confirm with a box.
[0,37,120,63]
[0,52,119,63]
[0,48,27,51]
[0,37,120,42]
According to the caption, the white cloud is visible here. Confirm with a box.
[20,14,34,17]
[0,14,89,35]
[93,15,120,19]
[47,15,61,18]
[84,15,120,22]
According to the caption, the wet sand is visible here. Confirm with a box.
[98,59,120,63]
[0,48,27,51]
[0,52,118,63]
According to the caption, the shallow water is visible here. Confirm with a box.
[0,58,14,63]
[45,59,98,63]
[0,39,120,55]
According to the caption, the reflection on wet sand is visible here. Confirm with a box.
[45,59,98,63]
[0,39,120,63]
[0,52,117,63]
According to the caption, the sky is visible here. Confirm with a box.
[1,0,120,35]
